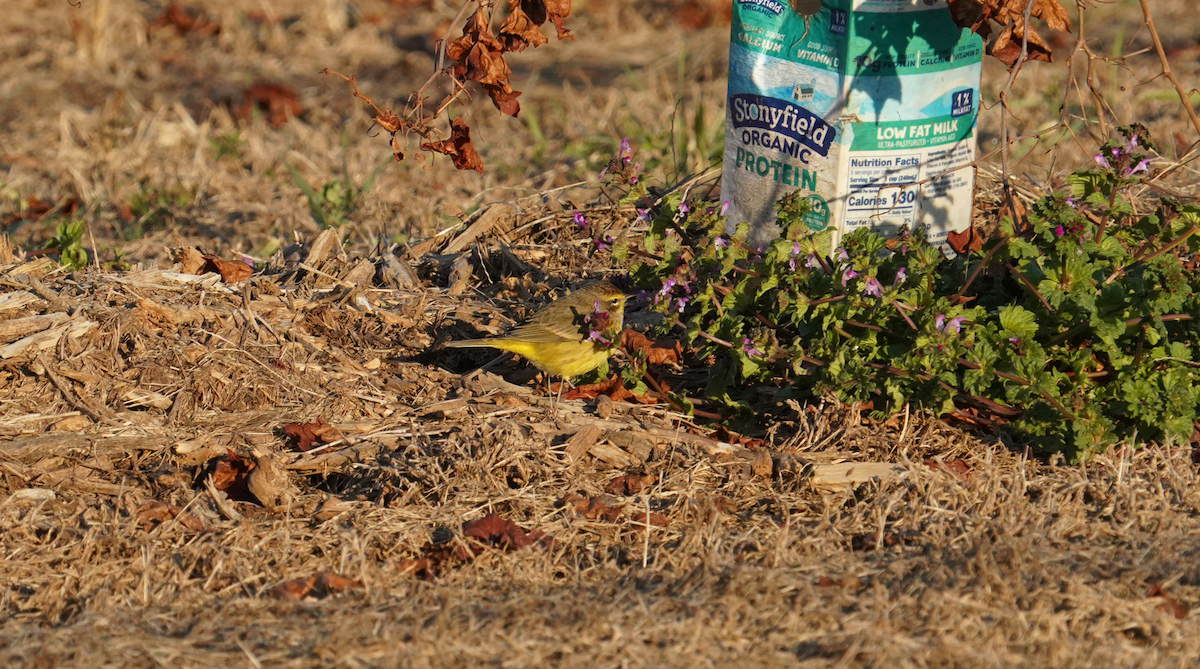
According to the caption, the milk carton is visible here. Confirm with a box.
[721,0,983,247]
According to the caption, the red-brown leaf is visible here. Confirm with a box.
[269,571,362,600]
[628,511,669,529]
[605,473,655,496]
[149,3,220,36]
[561,493,625,522]
[134,501,209,532]
[461,512,554,551]
[199,255,253,283]
[282,418,344,452]
[924,458,972,480]
[485,85,522,117]
[499,2,548,52]
[946,226,983,255]
[621,329,682,366]
[1149,582,1189,619]
[235,83,303,128]
[212,449,255,497]
[420,117,484,173]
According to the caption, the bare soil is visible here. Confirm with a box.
[3,0,1200,667]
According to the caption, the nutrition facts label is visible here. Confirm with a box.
[844,153,921,230]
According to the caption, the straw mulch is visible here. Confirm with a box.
[3,228,1200,668]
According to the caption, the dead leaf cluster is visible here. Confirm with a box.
[947,0,1072,66]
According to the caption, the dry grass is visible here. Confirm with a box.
[3,0,1200,666]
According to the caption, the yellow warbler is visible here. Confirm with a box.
[446,281,626,380]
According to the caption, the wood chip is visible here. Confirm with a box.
[0,312,69,343]
[587,441,639,468]
[443,204,515,254]
[565,424,604,462]
[379,254,419,289]
[0,290,40,313]
[247,448,294,511]
[4,488,56,504]
[603,430,653,462]
[305,228,340,265]
[751,449,774,478]
[340,258,375,287]
[447,254,473,295]
[123,388,173,410]
[0,320,95,359]
[810,462,906,487]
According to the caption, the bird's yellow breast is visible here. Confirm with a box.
[485,338,614,379]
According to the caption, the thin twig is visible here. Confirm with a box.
[1138,0,1200,138]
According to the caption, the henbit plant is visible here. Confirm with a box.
[124,185,193,241]
[617,126,1199,458]
[48,219,88,270]
[288,154,385,230]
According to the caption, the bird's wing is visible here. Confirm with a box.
[504,320,582,343]
[530,302,589,341]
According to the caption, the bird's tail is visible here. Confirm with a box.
[445,339,494,349]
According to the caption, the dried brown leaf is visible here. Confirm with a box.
[946,0,1069,66]
[946,226,983,255]
[605,473,655,496]
[499,1,548,52]
[562,493,625,521]
[461,512,554,551]
[211,450,255,502]
[282,418,344,452]
[199,255,253,283]
[628,511,669,529]
[149,3,220,37]
[235,83,303,128]
[134,501,209,532]
[420,117,484,173]
[1149,582,1189,619]
[621,329,682,366]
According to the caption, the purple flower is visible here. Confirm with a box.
[658,279,675,297]
[1127,135,1139,151]
[636,208,650,223]
[805,254,820,269]
[791,241,801,256]
[1094,153,1110,169]
[620,137,630,156]
[841,268,858,287]
[741,338,762,358]
[629,175,638,184]
[894,268,906,285]
[720,201,730,216]
[788,257,798,272]
[1064,195,1077,209]
[595,235,613,251]
[1123,158,1150,177]
[835,247,849,262]
[1008,336,1020,345]
[572,211,587,227]
[934,313,963,335]
[674,297,689,313]
[863,277,882,297]
[588,329,612,347]
[678,203,690,215]
[1054,225,1065,237]
[714,236,728,248]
